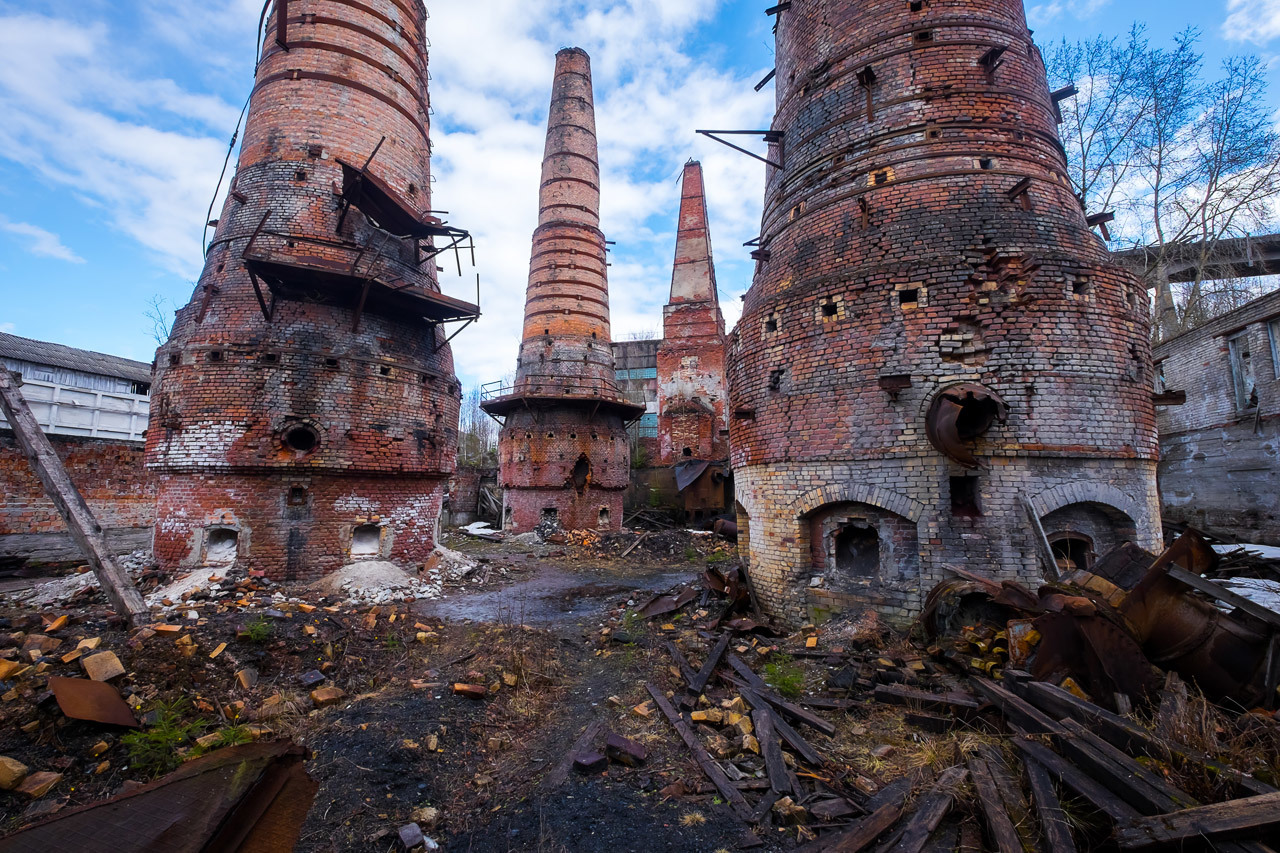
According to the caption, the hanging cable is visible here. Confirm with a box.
[200,0,276,255]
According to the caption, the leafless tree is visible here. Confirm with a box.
[144,294,176,345]
[457,382,498,467]
[1045,28,1280,338]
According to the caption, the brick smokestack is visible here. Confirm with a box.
[146,0,476,580]
[728,0,1162,626]
[482,48,642,534]
[657,161,730,489]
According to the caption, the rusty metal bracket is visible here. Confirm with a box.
[275,0,289,49]
[696,130,783,169]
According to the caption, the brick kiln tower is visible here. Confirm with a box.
[481,49,642,533]
[728,0,1162,625]
[657,161,731,518]
[146,0,478,580]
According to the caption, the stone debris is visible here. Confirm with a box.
[80,651,125,682]
[0,755,29,790]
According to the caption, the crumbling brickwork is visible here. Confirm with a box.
[657,161,730,467]
[728,0,1162,626]
[1154,290,1280,544]
[146,0,466,580]
[483,49,642,533]
[1,434,155,567]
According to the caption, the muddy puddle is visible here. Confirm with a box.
[416,563,693,628]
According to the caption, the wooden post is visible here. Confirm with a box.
[1021,494,1060,582]
[0,369,148,626]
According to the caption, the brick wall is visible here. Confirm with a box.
[0,433,155,567]
[146,0,462,579]
[729,0,1162,626]
[1154,290,1280,543]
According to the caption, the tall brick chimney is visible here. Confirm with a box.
[146,0,477,580]
[656,162,730,516]
[728,0,1162,626]
[482,48,642,533]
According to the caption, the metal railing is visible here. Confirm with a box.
[480,373,628,402]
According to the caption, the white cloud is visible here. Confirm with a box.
[1223,0,1280,44]
[0,12,238,278]
[0,322,15,334]
[1027,0,1111,28]
[428,0,771,386]
[0,214,84,263]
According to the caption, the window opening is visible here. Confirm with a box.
[899,288,920,307]
[1050,535,1093,572]
[950,476,982,517]
[1228,332,1257,412]
[598,507,610,528]
[287,486,308,506]
[283,424,319,453]
[1270,320,1280,379]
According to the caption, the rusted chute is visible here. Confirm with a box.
[925,383,1009,468]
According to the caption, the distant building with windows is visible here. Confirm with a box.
[1154,290,1280,544]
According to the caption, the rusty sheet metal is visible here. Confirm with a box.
[674,459,711,493]
[0,742,317,853]
[48,676,138,728]
[925,384,1009,468]
[1122,531,1272,706]
[1030,611,1158,709]
[638,586,699,619]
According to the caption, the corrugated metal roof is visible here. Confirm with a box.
[0,331,152,385]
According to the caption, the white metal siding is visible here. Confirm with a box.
[0,377,149,442]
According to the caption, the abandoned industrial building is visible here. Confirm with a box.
[2,0,1280,849]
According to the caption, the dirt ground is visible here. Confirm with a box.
[0,532,830,851]
[5,530,1278,852]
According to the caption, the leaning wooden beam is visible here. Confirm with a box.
[1113,791,1280,850]
[1166,565,1280,630]
[645,683,753,822]
[889,766,969,853]
[1055,719,1193,814]
[0,369,148,626]
[1024,757,1078,853]
[975,744,1038,853]
[689,633,730,697]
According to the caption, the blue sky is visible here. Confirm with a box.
[1,0,1278,389]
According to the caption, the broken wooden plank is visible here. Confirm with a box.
[1024,756,1077,853]
[1055,718,1192,814]
[970,677,1065,735]
[813,801,904,852]
[0,369,147,626]
[749,789,784,825]
[1113,791,1280,850]
[1010,735,1140,823]
[722,669,837,736]
[1015,680,1277,797]
[753,706,792,796]
[645,683,752,822]
[740,687,825,767]
[726,652,768,690]
[873,684,980,715]
[975,744,1038,853]
[966,757,1022,853]
[619,531,650,558]
[689,633,731,697]
[888,766,968,853]
[664,641,699,689]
